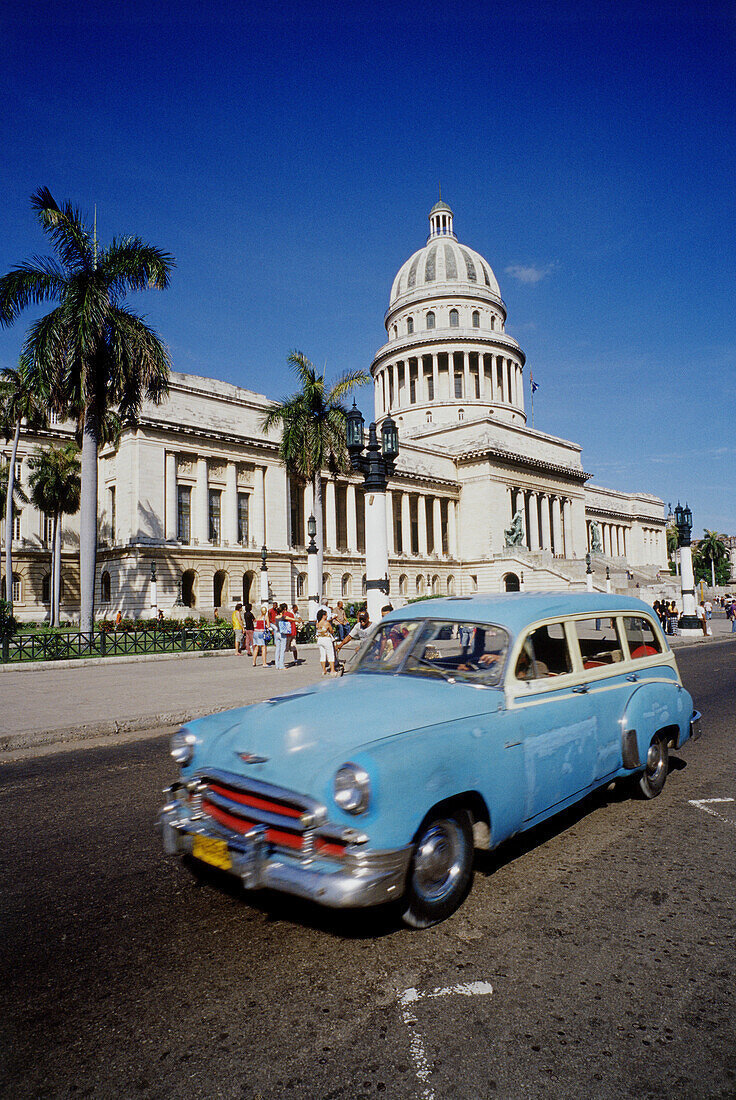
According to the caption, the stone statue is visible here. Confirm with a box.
[504,510,524,548]
[590,522,603,554]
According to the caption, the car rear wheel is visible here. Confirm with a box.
[402,810,474,929]
[638,735,668,799]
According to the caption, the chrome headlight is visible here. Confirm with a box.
[170,728,196,766]
[334,763,371,815]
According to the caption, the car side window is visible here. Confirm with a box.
[623,616,662,659]
[515,622,571,681]
[573,617,624,669]
[404,621,508,685]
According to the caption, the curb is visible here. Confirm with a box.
[0,643,322,674]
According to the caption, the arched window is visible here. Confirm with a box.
[426,412,432,423]
[243,571,256,605]
[296,572,307,598]
[399,574,408,597]
[503,572,520,593]
[472,311,480,328]
[213,570,228,607]
[42,573,51,604]
[322,573,332,598]
[447,575,456,596]
[100,571,111,603]
[416,574,426,596]
[182,569,197,608]
[458,409,464,421]
[341,573,352,598]
[431,574,440,595]
[490,315,496,330]
[449,309,459,328]
[407,316,414,334]
[426,311,435,330]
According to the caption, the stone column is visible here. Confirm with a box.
[500,359,508,404]
[448,500,458,557]
[364,490,389,623]
[540,494,552,551]
[303,480,313,546]
[433,497,442,555]
[490,356,497,403]
[392,362,399,409]
[195,456,209,544]
[252,465,266,547]
[527,491,540,550]
[418,495,428,556]
[514,489,527,546]
[563,499,573,557]
[432,354,439,404]
[224,462,238,545]
[552,496,562,556]
[386,490,395,555]
[401,493,411,554]
[463,351,471,402]
[325,478,336,550]
[346,483,357,551]
[165,452,177,541]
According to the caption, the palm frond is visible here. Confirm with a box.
[31,187,92,271]
[0,259,67,326]
[102,238,175,298]
[326,369,371,403]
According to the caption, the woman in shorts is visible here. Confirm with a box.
[252,604,270,668]
[316,608,337,676]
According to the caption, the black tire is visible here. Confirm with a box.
[401,810,474,929]
[638,735,669,799]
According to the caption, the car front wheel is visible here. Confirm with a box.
[638,735,669,799]
[402,810,474,929]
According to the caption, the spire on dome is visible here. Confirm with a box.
[428,195,455,241]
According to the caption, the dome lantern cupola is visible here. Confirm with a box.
[428,198,455,241]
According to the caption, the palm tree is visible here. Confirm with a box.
[262,352,369,597]
[0,360,47,612]
[697,529,728,588]
[28,443,81,626]
[0,187,174,633]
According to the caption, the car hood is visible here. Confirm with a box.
[186,673,499,792]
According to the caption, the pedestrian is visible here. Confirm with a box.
[728,600,736,634]
[231,602,244,654]
[243,602,255,656]
[705,598,713,621]
[253,604,270,667]
[274,603,291,670]
[268,601,279,638]
[316,608,337,675]
[381,604,394,617]
[336,609,372,657]
[115,610,122,630]
[290,604,303,665]
[696,602,708,637]
[667,601,679,636]
[157,608,164,624]
[281,602,298,665]
[333,600,349,641]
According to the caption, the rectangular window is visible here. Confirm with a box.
[177,486,191,542]
[12,575,21,603]
[13,511,21,541]
[109,486,116,541]
[237,492,249,545]
[516,622,572,680]
[573,617,624,668]
[356,487,365,552]
[44,513,54,544]
[289,480,304,547]
[410,496,419,555]
[623,616,662,658]
[15,462,22,481]
[454,374,463,399]
[426,376,434,401]
[410,377,416,403]
[208,489,222,544]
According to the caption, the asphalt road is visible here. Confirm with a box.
[1,645,734,1100]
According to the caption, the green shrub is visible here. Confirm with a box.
[0,599,18,641]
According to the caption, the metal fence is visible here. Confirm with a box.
[1,626,235,663]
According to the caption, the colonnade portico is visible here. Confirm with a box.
[375,346,525,420]
[508,486,575,557]
[163,452,267,548]
[587,518,630,558]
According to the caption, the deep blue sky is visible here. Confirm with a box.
[2,0,734,533]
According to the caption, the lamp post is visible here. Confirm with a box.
[260,544,269,605]
[605,565,611,594]
[306,513,319,622]
[674,503,700,636]
[346,403,399,621]
[585,552,593,592]
[149,561,158,614]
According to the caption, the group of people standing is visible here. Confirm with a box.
[231,602,303,670]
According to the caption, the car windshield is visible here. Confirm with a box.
[352,618,509,685]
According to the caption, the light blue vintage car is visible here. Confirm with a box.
[159,594,701,927]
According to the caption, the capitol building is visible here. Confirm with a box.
[3,200,668,620]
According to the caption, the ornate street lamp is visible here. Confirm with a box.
[149,560,158,614]
[605,565,611,594]
[348,404,400,620]
[260,544,269,604]
[306,514,319,621]
[674,502,700,634]
[585,551,593,592]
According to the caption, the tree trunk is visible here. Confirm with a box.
[3,421,21,612]
[313,469,323,602]
[711,558,715,588]
[79,405,100,635]
[52,512,61,627]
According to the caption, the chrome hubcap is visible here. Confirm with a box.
[413,819,463,903]
[646,740,664,781]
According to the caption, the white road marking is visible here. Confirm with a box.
[688,798,736,826]
[397,982,494,1100]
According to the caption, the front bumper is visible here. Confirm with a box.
[159,794,412,910]
[690,710,702,742]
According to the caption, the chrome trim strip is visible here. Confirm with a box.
[203,789,306,833]
[194,767,327,823]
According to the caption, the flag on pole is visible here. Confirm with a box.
[530,372,539,394]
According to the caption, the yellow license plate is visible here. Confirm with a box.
[192,835,232,871]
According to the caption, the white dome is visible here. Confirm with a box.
[389,203,501,307]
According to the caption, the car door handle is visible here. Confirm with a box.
[572,684,588,694]
[627,674,639,682]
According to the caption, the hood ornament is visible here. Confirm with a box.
[236,752,269,764]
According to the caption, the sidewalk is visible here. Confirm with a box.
[0,648,329,755]
[668,613,735,647]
